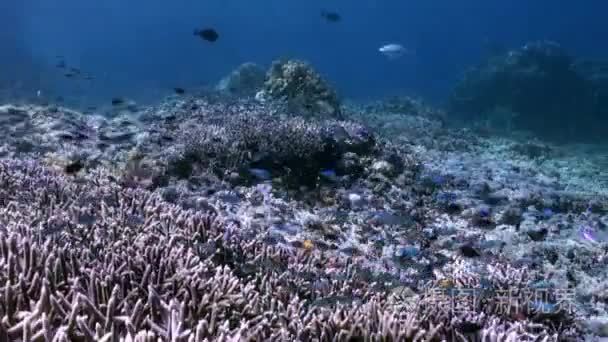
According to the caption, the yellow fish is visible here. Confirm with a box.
[303,239,314,250]
[438,278,454,288]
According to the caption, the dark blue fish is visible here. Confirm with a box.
[272,223,299,235]
[368,211,412,226]
[421,172,447,188]
[111,97,125,106]
[194,28,219,42]
[217,191,240,204]
[248,168,271,181]
[353,126,370,139]
[76,212,96,226]
[319,169,338,182]
[126,214,145,227]
[321,10,341,22]
[436,191,458,203]
[432,175,446,185]
[478,207,491,217]
[477,239,504,249]
[395,245,420,258]
[263,231,286,245]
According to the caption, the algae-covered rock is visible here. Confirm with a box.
[216,62,266,97]
[448,41,602,142]
[256,59,342,119]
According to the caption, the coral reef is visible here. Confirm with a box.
[135,99,381,189]
[256,59,342,119]
[448,41,607,142]
[0,86,606,340]
[0,159,580,340]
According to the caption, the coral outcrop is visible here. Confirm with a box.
[137,99,381,188]
[448,41,606,142]
[216,62,266,97]
[256,59,342,119]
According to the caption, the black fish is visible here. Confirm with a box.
[64,161,84,174]
[111,97,125,106]
[69,67,81,74]
[64,73,76,78]
[194,28,219,42]
[173,87,186,95]
[456,322,482,334]
[459,244,481,258]
[321,10,341,22]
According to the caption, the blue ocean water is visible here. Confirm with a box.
[2,0,608,105]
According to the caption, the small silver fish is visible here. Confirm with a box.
[379,43,410,59]
[367,211,412,227]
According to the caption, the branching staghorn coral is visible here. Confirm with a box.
[0,159,580,341]
[138,102,379,188]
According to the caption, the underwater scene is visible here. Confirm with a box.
[2,0,608,341]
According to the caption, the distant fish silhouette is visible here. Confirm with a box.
[111,97,125,106]
[194,28,219,42]
[174,87,186,95]
[321,10,341,22]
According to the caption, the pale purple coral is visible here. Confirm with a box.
[0,159,581,340]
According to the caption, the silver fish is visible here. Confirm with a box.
[379,43,410,59]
